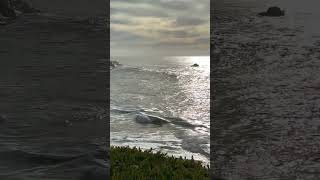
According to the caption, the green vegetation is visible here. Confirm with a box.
[111,146,209,180]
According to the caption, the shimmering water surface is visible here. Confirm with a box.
[111,56,210,164]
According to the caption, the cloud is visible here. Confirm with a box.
[111,0,209,56]
[174,16,207,26]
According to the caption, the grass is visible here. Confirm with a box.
[111,146,209,180]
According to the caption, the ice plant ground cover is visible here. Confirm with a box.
[110,146,209,179]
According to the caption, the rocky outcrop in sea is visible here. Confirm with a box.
[258,6,285,17]
[110,60,121,69]
[0,0,39,25]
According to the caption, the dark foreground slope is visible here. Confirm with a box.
[0,7,108,180]
[212,0,320,179]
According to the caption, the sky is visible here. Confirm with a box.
[111,0,210,57]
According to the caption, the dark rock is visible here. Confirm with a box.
[258,6,285,17]
[0,0,16,18]
[191,63,199,67]
[12,0,39,13]
[135,113,169,125]
[110,60,121,68]
[0,0,39,19]
[0,114,7,123]
[0,20,6,25]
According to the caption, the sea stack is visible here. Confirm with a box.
[258,6,285,17]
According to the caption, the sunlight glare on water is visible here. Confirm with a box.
[110,56,210,164]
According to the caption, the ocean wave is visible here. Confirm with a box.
[111,106,207,130]
[0,149,87,164]
[0,149,108,179]
[111,66,180,86]
[0,148,108,179]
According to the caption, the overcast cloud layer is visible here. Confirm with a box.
[111,0,210,56]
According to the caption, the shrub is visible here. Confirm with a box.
[111,146,209,179]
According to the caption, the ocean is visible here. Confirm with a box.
[110,56,210,164]
[213,0,320,179]
[0,13,108,179]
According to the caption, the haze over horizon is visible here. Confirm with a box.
[111,0,210,57]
